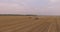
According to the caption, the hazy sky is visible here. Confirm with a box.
[0,0,60,15]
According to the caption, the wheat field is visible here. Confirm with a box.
[0,16,60,32]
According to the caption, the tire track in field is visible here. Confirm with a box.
[48,23,57,32]
[0,19,35,30]
[0,18,31,25]
[1,20,43,30]
[12,22,48,32]
[0,19,33,28]
[0,20,40,32]
[28,22,51,32]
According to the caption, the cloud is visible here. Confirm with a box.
[0,2,30,10]
[0,2,34,14]
[0,3,18,10]
[0,0,60,15]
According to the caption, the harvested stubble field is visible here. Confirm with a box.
[0,16,60,32]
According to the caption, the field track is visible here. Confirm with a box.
[0,16,60,32]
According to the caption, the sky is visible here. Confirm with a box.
[0,0,60,15]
